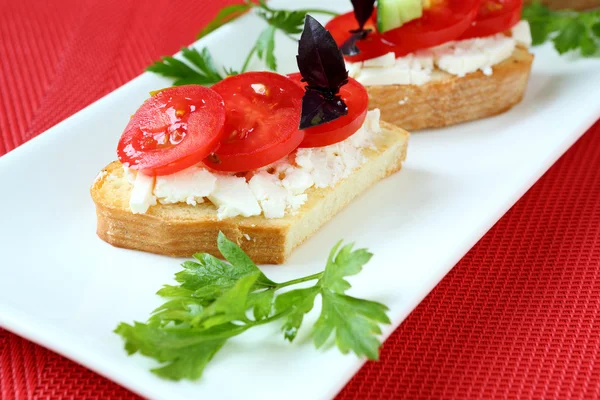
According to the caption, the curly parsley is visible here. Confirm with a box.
[147,1,338,86]
[115,232,390,381]
[523,3,600,56]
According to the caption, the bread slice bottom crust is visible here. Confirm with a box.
[91,121,409,264]
[367,47,534,131]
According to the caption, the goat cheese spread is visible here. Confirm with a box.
[123,109,383,219]
[347,21,532,86]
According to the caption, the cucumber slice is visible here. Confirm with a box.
[377,0,423,33]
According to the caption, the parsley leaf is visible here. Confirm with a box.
[197,3,252,39]
[248,289,276,320]
[191,273,259,329]
[313,292,390,360]
[115,233,390,381]
[149,295,204,327]
[216,231,276,288]
[553,19,586,54]
[319,241,373,293]
[256,9,306,35]
[255,26,278,71]
[241,4,337,73]
[176,232,275,294]
[275,286,319,341]
[523,4,600,56]
[523,3,554,45]
[592,22,600,38]
[146,47,225,86]
[146,3,338,85]
[579,28,598,56]
[312,242,389,360]
[151,339,226,380]
[115,322,235,380]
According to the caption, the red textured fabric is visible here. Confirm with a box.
[1,0,599,399]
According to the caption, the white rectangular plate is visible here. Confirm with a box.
[1,1,599,399]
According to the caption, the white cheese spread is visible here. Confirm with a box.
[129,172,156,214]
[353,51,436,86]
[511,20,533,48]
[154,166,216,206]
[208,175,262,219]
[126,109,383,219]
[362,52,396,68]
[248,172,289,219]
[435,34,516,78]
[347,21,531,86]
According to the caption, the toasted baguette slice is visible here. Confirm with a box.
[524,0,599,9]
[91,121,409,264]
[367,47,534,131]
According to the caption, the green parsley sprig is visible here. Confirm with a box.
[146,47,225,86]
[115,232,390,381]
[147,1,338,86]
[523,3,600,56]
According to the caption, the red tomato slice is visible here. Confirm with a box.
[326,12,398,62]
[287,73,369,148]
[117,85,226,176]
[204,72,305,172]
[379,0,481,56]
[460,0,523,39]
[327,0,480,61]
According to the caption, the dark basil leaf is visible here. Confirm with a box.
[296,15,350,129]
[351,0,376,30]
[299,89,348,130]
[297,15,348,91]
[340,29,371,57]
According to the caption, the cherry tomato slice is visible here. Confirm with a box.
[326,12,398,62]
[379,0,481,56]
[460,0,523,39]
[117,85,226,176]
[287,73,369,148]
[327,0,480,61]
[204,72,305,172]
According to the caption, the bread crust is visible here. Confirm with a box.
[91,122,409,264]
[366,47,534,131]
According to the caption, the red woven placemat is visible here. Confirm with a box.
[1,1,599,399]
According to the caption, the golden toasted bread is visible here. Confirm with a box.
[367,47,534,131]
[91,121,409,264]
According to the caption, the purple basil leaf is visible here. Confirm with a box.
[341,0,376,56]
[299,89,348,130]
[296,15,350,129]
[297,15,348,91]
[340,29,371,56]
[351,0,376,30]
